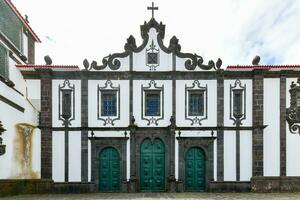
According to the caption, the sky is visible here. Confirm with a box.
[12,0,300,68]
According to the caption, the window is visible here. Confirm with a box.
[233,90,243,116]
[188,90,204,116]
[147,52,158,65]
[61,89,72,119]
[296,92,300,119]
[145,91,160,116]
[0,44,8,79]
[101,91,117,116]
[22,32,28,58]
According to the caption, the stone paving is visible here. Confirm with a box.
[2,193,300,200]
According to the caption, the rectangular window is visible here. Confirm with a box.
[188,90,204,116]
[297,93,300,119]
[0,43,9,79]
[145,90,161,116]
[147,52,158,64]
[22,32,28,58]
[61,89,72,119]
[233,90,243,116]
[101,91,117,116]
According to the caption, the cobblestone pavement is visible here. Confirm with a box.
[2,193,300,200]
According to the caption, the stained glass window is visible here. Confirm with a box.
[188,90,204,116]
[101,91,117,116]
[233,90,243,116]
[145,91,160,116]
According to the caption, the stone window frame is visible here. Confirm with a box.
[58,79,75,126]
[230,79,246,125]
[141,80,164,125]
[185,80,208,126]
[97,80,120,126]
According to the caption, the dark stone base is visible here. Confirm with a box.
[209,181,251,192]
[251,176,300,192]
[0,179,53,197]
[53,182,96,193]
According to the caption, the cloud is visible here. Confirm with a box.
[12,0,300,67]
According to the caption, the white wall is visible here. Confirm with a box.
[263,78,280,176]
[240,130,252,181]
[286,78,300,176]
[223,131,236,181]
[52,131,65,182]
[52,80,81,127]
[0,79,40,179]
[8,57,26,94]
[26,80,41,111]
[69,131,81,182]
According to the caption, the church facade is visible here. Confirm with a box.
[2,1,300,194]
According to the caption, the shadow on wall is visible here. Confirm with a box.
[10,123,39,179]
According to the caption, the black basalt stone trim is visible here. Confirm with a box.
[40,125,267,131]
[216,71,224,181]
[40,75,52,179]
[252,69,264,176]
[280,75,286,176]
[81,78,88,182]
[0,94,24,112]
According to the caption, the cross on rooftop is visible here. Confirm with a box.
[147,2,158,19]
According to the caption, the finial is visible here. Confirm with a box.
[147,2,158,19]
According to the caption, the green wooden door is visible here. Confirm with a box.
[185,147,205,191]
[99,147,120,192]
[140,138,165,191]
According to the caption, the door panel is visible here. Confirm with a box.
[99,147,120,192]
[185,147,205,191]
[140,138,165,191]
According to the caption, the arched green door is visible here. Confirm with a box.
[99,147,120,192]
[140,138,165,191]
[185,147,205,191]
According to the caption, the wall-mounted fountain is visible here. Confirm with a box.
[16,123,36,178]
[0,121,6,156]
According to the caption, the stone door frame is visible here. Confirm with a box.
[90,137,128,192]
[177,137,215,192]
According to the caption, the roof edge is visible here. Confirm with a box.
[5,0,41,43]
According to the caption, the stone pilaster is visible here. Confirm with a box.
[40,72,52,179]
[280,74,286,176]
[81,77,88,182]
[217,70,224,181]
[252,70,264,176]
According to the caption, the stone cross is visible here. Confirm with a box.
[147,2,158,19]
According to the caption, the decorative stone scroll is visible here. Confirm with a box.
[82,18,222,71]
[286,78,300,134]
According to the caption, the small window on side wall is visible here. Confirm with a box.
[188,90,204,116]
[101,90,117,116]
[233,89,243,117]
[61,89,72,119]
[147,52,158,65]
[145,90,161,116]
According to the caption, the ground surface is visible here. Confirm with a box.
[2,193,300,200]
